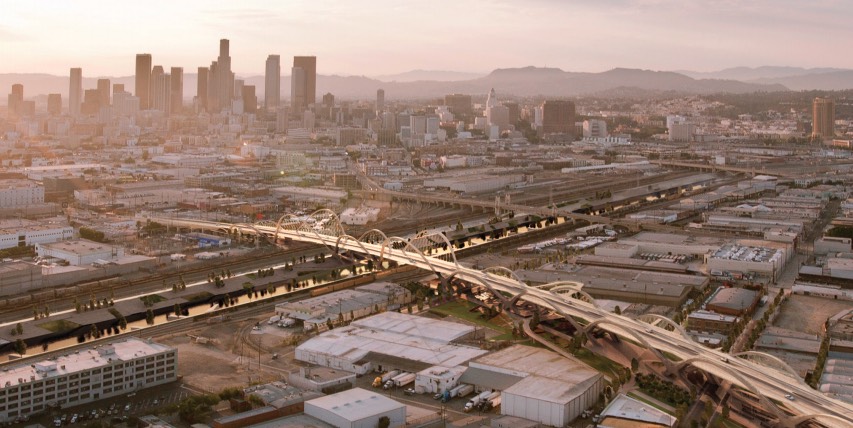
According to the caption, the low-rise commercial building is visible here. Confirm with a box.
[705,287,760,317]
[687,310,739,335]
[35,239,125,266]
[276,283,411,331]
[295,312,486,375]
[304,387,406,428]
[462,345,604,427]
[708,244,784,283]
[0,219,73,250]
[0,260,43,296]
[0,338,176,422]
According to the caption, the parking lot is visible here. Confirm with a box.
[16,381,189,427]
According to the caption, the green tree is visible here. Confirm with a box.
[14,338,26,355]
[15,323,23,335]
[614,306,621,315]
[631,357,639,373]
[377,416,391,428]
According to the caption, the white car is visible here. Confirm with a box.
[784,394,795,401]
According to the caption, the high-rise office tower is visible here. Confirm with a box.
[69,68,82,117]
[210,39,234,113]
[170,67,183,114]
[322,92,335,107]
[242,85,257,114]
[47,94,62,116]
[291,66,306,113]
[113,84,125,94]
[291,56,316,112]
[135,54,152,110]
[503,101,519,125]
[812,97,835,140]
[540,100,576,136]
[7,84,23,117]
[81,89,100,115]
[376,89,385,112]
[150,66,171,113]
[264,55,280,111]
[197,67,209,112]
[444,94,473,116]
[97,78,111,107]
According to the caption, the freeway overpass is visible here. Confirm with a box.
[150,211,853,427]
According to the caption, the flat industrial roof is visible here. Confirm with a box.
[471,345,602,404]
[297,312,486,368]
[600,394,677,428]
[0,338,173,388]
[305,388,403,421]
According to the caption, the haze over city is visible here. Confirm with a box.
[2,1,853,428]
[2,0,853,76]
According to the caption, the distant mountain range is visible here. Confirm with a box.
[7,65,853,103]
[677,66,853,91]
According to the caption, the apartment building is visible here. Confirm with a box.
[0,338,176,422]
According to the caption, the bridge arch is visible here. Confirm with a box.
[637,314,692,341]
[732,351,804,383]
[410,231,459,267]
[379,237,443,277]
[675,356,786,424]
[585,318,676,373]
[358,229,390,245]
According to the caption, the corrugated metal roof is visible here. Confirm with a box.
[459,366,523,391]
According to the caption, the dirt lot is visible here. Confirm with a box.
[156,315,303,393]
[774,294,853,335]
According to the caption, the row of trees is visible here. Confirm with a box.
[634,373,693,407]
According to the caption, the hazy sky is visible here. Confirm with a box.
[1,0,852,77]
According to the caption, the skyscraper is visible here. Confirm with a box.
[444,94,472,116]
[264,55,280,111]
[47,94,62,116]
[150,66,171,113]
[135,54,152,110]
[290,66,306,113]
[540,100,576,136]
[208,39,234,113]
[69,68,82,117]
[291,56,316,112]
[197,67,209,112]
[376,88,385,112]
[97,78,111,107]
[7,84,23,117]
[170,67,183,114]
[242,85,257,114]
[812,97,835,140]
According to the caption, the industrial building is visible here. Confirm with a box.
[295,312,486,375]
[616,232,726,258]
[0,179,44,208]
[0,338,176,423]
[423,174,524,194]
[415,365,466,394]
[271,186,347,209]
[35,239,125,266]
[304,388,406,428]
[339,207,380,225]
[460,345,604,427]
[276,282,411,331]
[687,310,739,335]
[705,287,760,317]
[0,219,73,250]
[708,244,784,284]
[598,394,678,428]
[515,265,706,307]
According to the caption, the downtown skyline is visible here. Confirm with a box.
[2,0,853,77]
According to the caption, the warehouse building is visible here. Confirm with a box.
[35,239,125,266]
[706,287,760,317]
[461,345,604,427]
[687,310,739,335]
[276,282,411,331]
[0,219,73,250]
[708,244,784,284]
[304,387,406,428]
[0,338,176,423]
[616,232,726,258]
[295,312,486,375]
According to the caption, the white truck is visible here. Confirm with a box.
[477,391,500,411]
[374,370,400,388]
[482,395,501,411]
[464,390,494,412]
[393,372,416,387]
